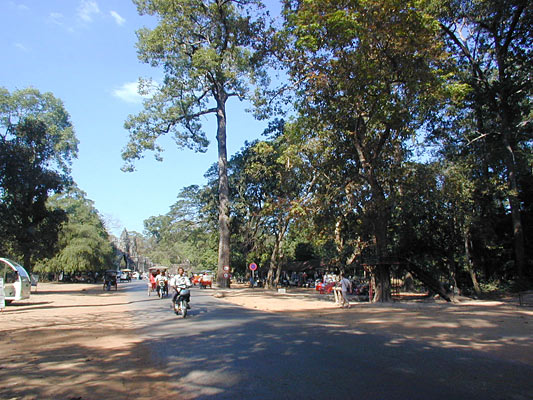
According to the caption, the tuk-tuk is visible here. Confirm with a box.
[103,270,118,291]
[119,269,132,282]
[0,258,31,305]
[199,273,213,289]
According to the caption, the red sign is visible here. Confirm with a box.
[223,273,229,279]
[223,265,230,272]
[249,263,257,271]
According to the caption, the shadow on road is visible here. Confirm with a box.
[134,295,533,400]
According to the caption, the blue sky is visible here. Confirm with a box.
[1,0,281,237]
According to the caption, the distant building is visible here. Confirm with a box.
[110,229,152,273]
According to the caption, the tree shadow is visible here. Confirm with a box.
[290,301,533,365]
[3,297,156,314]
[133,297,533,400]
[0,326,171,400]
[2,301,52,308]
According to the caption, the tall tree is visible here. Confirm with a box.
[122,0,270,287]
[0,88,78,270]
[437,0,532,279]
[281,0,447,301]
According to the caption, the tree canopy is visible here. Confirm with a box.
[132,0,532,299]
[0,88,78,270]
[35,187,115,276]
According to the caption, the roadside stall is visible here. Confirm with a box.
[315,274,337,294]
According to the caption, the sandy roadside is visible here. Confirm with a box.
[0,282,173,400]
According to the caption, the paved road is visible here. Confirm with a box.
[125,280,532,400]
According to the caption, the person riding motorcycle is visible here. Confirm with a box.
[170,267,191,308]
[155,270,168,297]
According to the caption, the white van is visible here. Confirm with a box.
[0,258,31,304]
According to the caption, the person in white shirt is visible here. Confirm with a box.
[155,271,168,296]
[339,273,352,308]
[170,267,191,306]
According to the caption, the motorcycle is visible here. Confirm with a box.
[157,280,168,298]
[173,288,190,318]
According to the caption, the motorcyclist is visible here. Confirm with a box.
[155,270,168,296]
[170,267,191,308]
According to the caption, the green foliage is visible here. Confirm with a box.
[132,0,531,293]
[0,88,78,270]
[34,187,114,275]
[142,185,218,271]
[227,119,314,283]
[0,87,78,173]
[122,0,270,171]
[430,0,533,280]
[293,242,316,261]
[280,1,449,292]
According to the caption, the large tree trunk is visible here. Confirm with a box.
[23,250,32,273]
[266,241,279,289]
[501,114,525,279]
[464,226,481,297]
[448,251,462,296]
[216,98,231,288]
[368,178,392,302]
[266,221,288,289]
[373,214,392,302]
[354,134,392,302]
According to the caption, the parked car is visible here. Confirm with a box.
[0,258,31,304]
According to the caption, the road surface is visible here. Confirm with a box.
[126,281,532,400]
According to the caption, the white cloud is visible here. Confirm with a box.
[8,2,29,11]
[47,12,76,33]
[77,0,100,22]
[113,81,159,104]
[14,42,29,52]
[48,12,64,26]
[110,10,125,26]
[112,82,144,104]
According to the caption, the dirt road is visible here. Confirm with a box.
[1,282,532,399]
